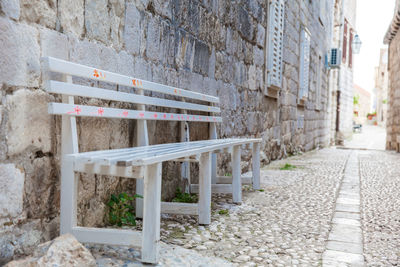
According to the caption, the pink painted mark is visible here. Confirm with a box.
[206,117,209,121]
[199,117,202,121]
[153,113,158,118]
[163,114,167,119]
[122,111,129,117]
[213,117,216,121]
[97,107,104,116]
[171,114,174,119]
[139,113,145,118]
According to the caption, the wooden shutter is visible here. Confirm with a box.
[342,20,348,63]
[349,29,353,68]
[266,0,285,89]
[299,28,311,100]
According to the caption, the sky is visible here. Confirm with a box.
[353,0,396,91]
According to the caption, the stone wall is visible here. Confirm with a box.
[0,0,332,262]
[386,31,400,150]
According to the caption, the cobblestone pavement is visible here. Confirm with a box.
[89,148,351,266]
[359,150,400,266]
[88,148,400,266]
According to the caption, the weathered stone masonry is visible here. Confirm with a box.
[0,0,332,262]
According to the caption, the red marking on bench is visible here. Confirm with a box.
[132,79,137,86]
[163,114,167,119]
[93,69,100,78]
[97,107,104,116]
[174,89,177,94]
[153,113,158,118]
[67,106,82,115]
[139,113,145,118]
[171,114,174,119]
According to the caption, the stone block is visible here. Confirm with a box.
[124,3,141,55]
[0,164,24,219]
[20,0,56,28]
[6,89,52,156]
[58,0,84,36]
[146,15,161,61]
[253,46,264,67]
[1,0,20,20]
[85,0,110,44]
[69,37,101,67]
[237,6,253,42]
[153,0,172,19]
[0,18,40,87]
[256,24,265,47]
[193,40,210,75]
[40,28,69,60]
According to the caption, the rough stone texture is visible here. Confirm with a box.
[1,0,20,20]
[6,89,52,156]
[386,28,400,151]
[5,234,96,267]
[19,0,56,29]
[0,164,24,219]
[0,17,40,87]
[58,0,84,36]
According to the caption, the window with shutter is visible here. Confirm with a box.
[342,20,348,64]
[299,28,311,102]
[349,29,353,68]
[266,0,285,90]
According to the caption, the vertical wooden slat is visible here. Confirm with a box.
[60,74,79,235]
[209,122,217,184]
[141,163,162,263]
[232,145,242,204]
[198,152,211,225]
[252,142,261,190]
[136,88,148,219]
[180,97,190,193]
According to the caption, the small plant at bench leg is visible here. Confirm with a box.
[218,209,229,215]
[172,188,198,203]
[280,163,297,170]
[107,193,143,227]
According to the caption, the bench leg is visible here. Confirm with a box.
[136,179,144,219]
[199,152,211,225]
[232,145,242,204]
[252,143,261,190]
[141,163,162,264]
[60,158,78,235]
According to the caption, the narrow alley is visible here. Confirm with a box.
[2,0,400,266]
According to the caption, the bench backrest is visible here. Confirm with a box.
[42,57,221,154]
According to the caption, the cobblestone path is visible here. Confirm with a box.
[88,148,400,266]
[359,150,400,266]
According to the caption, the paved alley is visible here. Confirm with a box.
[344,125,387,150]
[87,147,400,266]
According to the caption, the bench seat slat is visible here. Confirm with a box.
[47,81,221,113]
[68,138,262,166]
[49,102,222,122]
[43,56,219,103]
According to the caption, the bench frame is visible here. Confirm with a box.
[43,57,261,264]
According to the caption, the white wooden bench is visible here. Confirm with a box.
[42,56,261,263]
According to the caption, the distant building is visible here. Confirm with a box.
[374,48,389,127]
[384,0,400,151]
[353,84,371,125]
[329,0,358,144]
